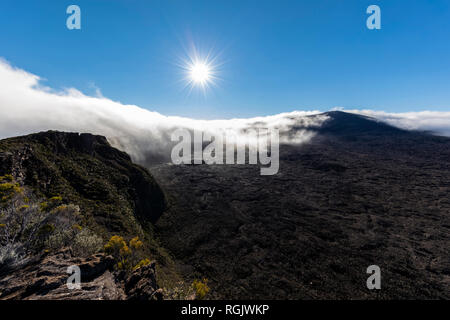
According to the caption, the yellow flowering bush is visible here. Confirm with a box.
[0,174,13,182]
[133,258,151,270]
[192,278,210,300]
[104,235,149,272]
[40,195,63,212]
[0,179,24,204]
[104,235,128,257]
[129,236,143,250]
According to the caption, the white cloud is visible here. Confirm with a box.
[0,59,325,166]
[339,109,450,136]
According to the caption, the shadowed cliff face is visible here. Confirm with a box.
[0,131,166,235]
[151,111,450,299]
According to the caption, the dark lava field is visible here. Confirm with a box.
[151,112,450,299]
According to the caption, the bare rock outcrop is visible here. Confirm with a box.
[0,248,161,300]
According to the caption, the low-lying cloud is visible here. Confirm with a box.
[0,59,449,167]
[0,59,325,166]
[339,109,450,136]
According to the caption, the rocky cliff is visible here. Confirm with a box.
[0,131,176,300]
[0,131,166,236]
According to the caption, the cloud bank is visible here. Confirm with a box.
[0,59,325,165]
[339,109,450,136]
[0,59,449,166]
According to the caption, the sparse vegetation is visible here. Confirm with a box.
[162,278,210,300]
[0,176,23,205]
[0,175,104,272]
[72,229,104,256]
[163,281,195,300]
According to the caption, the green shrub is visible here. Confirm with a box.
[37,224,55,236]
[72,229,104,257]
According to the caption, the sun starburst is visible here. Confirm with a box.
[178,46,222,94]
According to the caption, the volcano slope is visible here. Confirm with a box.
[151,111,450,299]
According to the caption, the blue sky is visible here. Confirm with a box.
[1,0,450,119]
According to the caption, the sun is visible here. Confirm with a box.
[189,62,211,85]
[178,46,222,94]
[186,59,216,90]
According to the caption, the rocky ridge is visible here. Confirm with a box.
[0,248,162,300]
